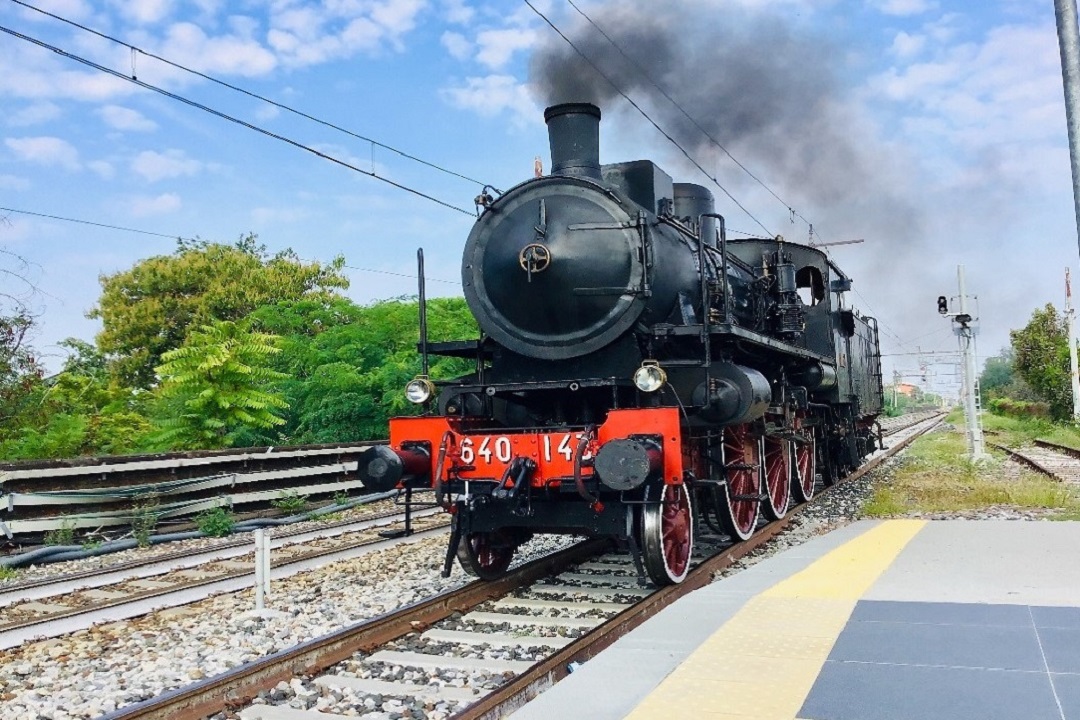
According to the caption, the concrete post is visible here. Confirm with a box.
[254,528,271,610]
[1067,268,1080,420]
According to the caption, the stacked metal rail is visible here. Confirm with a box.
[0,442,376,536]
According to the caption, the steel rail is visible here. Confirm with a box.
[0,506,440,605]
[99,539,612,720]
[991,443,1059,479]
[95,413,941,720]
[1033,438,1080,460]
[0,518,450,650]
[455,412,943,720]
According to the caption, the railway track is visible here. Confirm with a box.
[0,508,446,650]
[91,412,942,720]
[993,439,1080,485]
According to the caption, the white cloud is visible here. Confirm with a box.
[131,149,202,181]
[441,31,472,60]
[129,193,181,217]
[110,0,174,24]
[4,136,80,170]
[98,105,158,132]
[254,104,281,122]
[7,103,63,127]
[87,161,115,179]
[15,0,93,22]
[889,31,926,59]
[475,28,537,70]
[267,0,428,66]
[0,43,136,102]
[0,175,31,190]
[440,75,536,121]
[868,22,1065,190]
[159,22,277,76]
[441,0,474,24]
[871,0,937,16]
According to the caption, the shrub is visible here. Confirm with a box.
[196,506,235,537]
[271,490,308,514]
[43,521,75,546]
[131,493,160,548]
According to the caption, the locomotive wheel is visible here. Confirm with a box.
[717,425,761,541]
[792,428,817,503]
[456,529,516,580]
[761,436,791,521]
[640,482,693,586]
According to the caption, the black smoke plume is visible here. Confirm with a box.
[528,1,921,240]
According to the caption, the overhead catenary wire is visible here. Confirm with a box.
[0,206,463,285]
[10,0,497,193]
[523,0,774,238]
[0,24,476,217]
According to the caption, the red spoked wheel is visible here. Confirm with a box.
[791,427,817,503]
[456,529,516,580]
[717,425,761,541]
[762,436,791,520]
[641,482,693,586]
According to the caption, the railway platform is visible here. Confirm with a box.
[510,519,1080,720]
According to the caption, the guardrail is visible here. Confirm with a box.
[0,442,379,537]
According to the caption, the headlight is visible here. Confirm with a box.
[405,376,435,404]
[633,361,667,393]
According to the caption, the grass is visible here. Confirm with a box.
[981,412,1080,451]
[0,566,17,581]
[862,424,1080,518]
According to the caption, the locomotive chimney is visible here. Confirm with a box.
[544,103,601,180]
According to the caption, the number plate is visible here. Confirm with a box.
[454,432,593,481]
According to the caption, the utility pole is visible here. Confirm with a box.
[1067,268,1080,420]
[1056,0,1080,258]
[938,266,988,460]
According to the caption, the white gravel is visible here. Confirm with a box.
[3,418,1056,720]
[0,497,405,587]
[0,530,574,719]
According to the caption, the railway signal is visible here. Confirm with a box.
[938,266,987,460]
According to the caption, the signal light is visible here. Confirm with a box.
[937,296,948,314]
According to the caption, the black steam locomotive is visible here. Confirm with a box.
[358,103,884,585]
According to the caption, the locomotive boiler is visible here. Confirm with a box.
[358,103,884,585]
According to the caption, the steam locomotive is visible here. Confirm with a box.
[358,103,884,585]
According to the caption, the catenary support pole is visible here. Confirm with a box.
[1056,0,1080,258]
[956,266,987,460]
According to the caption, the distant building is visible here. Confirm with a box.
[895,383,919,397]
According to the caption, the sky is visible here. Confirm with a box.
[0,0,1073,402]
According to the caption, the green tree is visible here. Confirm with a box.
[1010,304,1072,420]
[152,320,290,449]
[0,310,44,429]
[980,350,1014,402]
[91,235,348,388]
[0,331,154,459]
[241,296,477,443]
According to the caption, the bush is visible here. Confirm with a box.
[271,490,308,514]
[43,521,75,546]
[988,397,1051,420]
[131,493,160,548]
[196,506,235,537]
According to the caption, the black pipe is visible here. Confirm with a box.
[417,247,429,378]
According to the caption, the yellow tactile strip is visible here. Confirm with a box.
[626,520,927,720]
